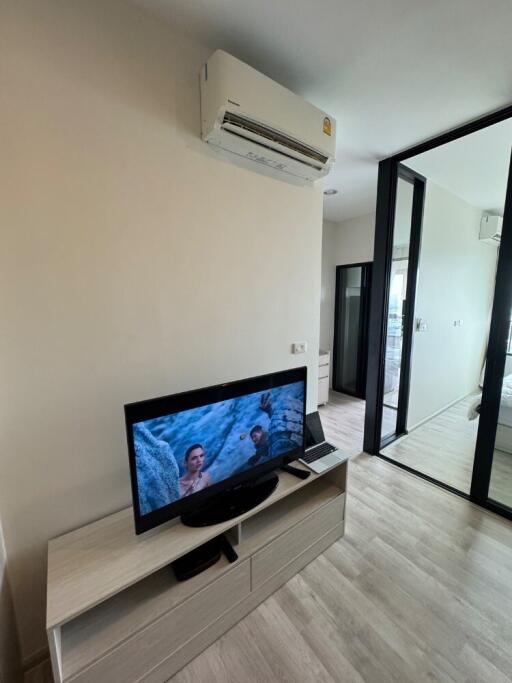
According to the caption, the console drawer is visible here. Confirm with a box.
[319,351,330,367]
[318,376,329,405]
[318,364,330,380]
[251,495,344,588]
[69,560,250,683]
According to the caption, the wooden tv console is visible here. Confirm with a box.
[46,460,347,683]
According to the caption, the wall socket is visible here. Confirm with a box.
[292,341,307,354]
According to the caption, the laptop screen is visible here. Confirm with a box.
[305,412,325,448]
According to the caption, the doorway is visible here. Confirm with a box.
[332,263,372,399]
[380,168,424,446]
[364,104,512,522]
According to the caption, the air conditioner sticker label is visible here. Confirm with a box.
[323,117,332,136]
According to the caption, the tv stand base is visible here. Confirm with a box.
[180,472,278,527]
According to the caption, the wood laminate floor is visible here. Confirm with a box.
[27,393,512,683]
[171,458,512,682]
[317,391,366,456]
[382,395,512,508]
[168,393,512,683]
[319,390,396,452]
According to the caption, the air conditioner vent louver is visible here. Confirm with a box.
[200,51,336,183]
[221,112,328,168]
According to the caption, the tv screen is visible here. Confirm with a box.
[125,367,306,533]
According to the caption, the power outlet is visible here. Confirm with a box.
[292,341,307,354]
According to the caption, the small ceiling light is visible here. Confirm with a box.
[323,188,338,196]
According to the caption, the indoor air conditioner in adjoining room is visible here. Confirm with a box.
[200,50,336,183]
[479,214,502,245]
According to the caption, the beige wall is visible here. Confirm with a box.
[0,0,323,660]
[319,213,375,381]
[0,520,22,683]
[407,181,497,428]
[333,213,375,264]
[319,220,337,353]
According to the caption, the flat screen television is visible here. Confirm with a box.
[125,367,307,534]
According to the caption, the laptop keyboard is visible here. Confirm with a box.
[302,442,337,463]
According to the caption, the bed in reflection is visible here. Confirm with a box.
[469,374,512,454]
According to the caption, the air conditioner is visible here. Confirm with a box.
[479,214,502,245]
[200,50,336,183]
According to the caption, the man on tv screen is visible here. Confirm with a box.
[248,392,273,464]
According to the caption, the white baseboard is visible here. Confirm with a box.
[406,392,474,433]
[22,645,49,675]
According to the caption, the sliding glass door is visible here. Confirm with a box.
[364,104,512,522]
[380,169,424,446]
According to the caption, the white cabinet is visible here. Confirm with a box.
[318,350,330,405]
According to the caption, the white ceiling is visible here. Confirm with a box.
[405,118,512,214]
[133,0,512,222]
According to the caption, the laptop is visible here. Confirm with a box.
[299,411,348,473]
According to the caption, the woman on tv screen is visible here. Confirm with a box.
[179,444,212,498]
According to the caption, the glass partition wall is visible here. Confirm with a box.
[364,105,512,521]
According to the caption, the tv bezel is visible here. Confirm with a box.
[124,366,307,534]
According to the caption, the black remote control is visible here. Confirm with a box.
[280,463,311,480]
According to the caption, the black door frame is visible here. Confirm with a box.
[380,166,425,448]
[332,262,372,399]
[363,164,425,452]
[363,103,512,521]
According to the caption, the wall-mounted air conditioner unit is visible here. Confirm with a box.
[479,214,502,245]
[200,50,336,184]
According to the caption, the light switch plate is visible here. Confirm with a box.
[292,341,307,354]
